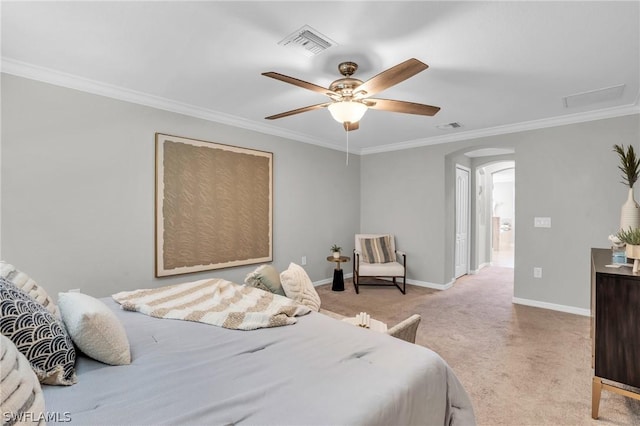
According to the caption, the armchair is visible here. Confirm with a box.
[353,234,407,294]
[387,314,421,343]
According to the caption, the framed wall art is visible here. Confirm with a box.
[155,133,273,277]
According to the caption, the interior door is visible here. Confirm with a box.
[455,165,470,278]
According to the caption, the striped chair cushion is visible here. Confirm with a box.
[360,235,396,263]
[1,333,46,425]
[0,278,77,386]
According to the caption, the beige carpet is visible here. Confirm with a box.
[316,266,640,426]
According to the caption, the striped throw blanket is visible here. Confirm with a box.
[112,278,311,330]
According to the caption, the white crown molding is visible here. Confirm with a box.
[361,103,640,155]
[0,57,346,152]
[512,296,591,317]
[3,57,639,157]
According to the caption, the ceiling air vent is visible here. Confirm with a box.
[437,122,463,130]
[278,25,337,57]
[562,84,625,108]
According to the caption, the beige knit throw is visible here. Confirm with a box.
[112,278,310,330]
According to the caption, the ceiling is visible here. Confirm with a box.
[2,1,639,154]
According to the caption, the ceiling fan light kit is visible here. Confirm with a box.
[328,101,368,123]
[262,58,440,132]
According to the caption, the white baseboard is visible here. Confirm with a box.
[313,273,353,287]
[469,263,490,275]
[406,278,454,291]
[314,274,453,291]
[512,297,591,317]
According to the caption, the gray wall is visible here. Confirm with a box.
[361,114,639,310]
[1,74,360,297]
[360,144,449,285]
[3,73,639,312]
[512,117,638,309]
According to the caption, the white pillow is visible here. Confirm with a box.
[58,292,131,365]
[280,263,321,312]
[0,333,46,424]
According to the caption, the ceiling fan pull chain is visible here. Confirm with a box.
[346,127,349,166]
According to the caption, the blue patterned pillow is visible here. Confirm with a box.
[0,277,77,385]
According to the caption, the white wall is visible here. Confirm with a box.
[1,74,361,297]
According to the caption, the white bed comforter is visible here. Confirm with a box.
[42,298,476,425]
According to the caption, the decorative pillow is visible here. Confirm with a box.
[245,264,286,296]
[0,261,60,318]
[58,292,131,366]
[360,235,396,263]
[1,333,46,426]
[0,278,77,386]
[280,263,321,312]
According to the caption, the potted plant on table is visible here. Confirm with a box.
[330,244,342,259]
[616,227,640,273]
[614,144,640,231]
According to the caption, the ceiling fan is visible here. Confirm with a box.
[262,58,440,132]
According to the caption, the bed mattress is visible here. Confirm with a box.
[42,298,475,425]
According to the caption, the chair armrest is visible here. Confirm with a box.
[396,250,406,256]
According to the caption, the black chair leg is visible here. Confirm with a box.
[392,277,406,295]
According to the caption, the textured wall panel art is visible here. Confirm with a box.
[155,133,273,277]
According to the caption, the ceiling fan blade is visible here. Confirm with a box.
[367,98,441,116]
[262,72,339,98]
[265,102,331,120]
[343,121,359,132]
[356,58,429,97]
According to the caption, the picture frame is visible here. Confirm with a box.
[155,133,273,277]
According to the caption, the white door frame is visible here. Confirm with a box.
[455,165,471,278]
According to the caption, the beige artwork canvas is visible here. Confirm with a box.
[155,133,273,277]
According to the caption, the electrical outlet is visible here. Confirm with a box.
[301,256,307,266]
[533,267,542,278]
[534,217,551,228]
[69,288,81,293]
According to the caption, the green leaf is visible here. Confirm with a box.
[616,227,640,245]
[613,144,640,188]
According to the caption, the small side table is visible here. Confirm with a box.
[327,255,350,292]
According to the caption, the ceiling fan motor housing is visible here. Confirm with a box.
[338,61,358,76]
[329,77,364,98]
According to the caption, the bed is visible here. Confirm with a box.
[40,297,476,425]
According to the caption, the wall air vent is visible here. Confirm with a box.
[562,84,625,108]
[278,25,337,57]
[437,122,463,130]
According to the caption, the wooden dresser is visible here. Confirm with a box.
[591,248,640,419]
